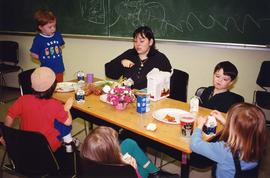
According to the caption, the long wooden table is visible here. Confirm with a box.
[53,89,223,178]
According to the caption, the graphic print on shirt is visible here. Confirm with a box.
[43,40,62,60]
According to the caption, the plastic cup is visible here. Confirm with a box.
[135,90,150,114]
[180,115,195,137]
[86,73,94,83]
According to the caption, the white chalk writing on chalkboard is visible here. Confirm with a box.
[79,0,270,36]
[80,0,105,24]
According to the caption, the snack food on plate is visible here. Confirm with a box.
[164,114,176,122]
[84,83,103,96]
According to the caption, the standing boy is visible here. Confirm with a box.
[30,9,65,82]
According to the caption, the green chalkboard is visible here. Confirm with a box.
[1,0,270,46]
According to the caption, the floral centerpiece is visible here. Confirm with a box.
[107,86,135,110]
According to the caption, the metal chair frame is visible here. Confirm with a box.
[0,41,22,103]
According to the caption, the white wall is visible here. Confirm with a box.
[1,34,270,103]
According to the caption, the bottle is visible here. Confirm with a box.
[77,71,85,83]
[189,96,199,114]
[75,88,85,103]
[203,115,217,135]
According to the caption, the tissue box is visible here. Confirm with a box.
[147,68,171,101]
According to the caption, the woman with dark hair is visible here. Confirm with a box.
[105,26,172,89]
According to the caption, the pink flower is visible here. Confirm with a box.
[107,86,135,106]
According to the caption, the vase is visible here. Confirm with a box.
[115,103,127,110]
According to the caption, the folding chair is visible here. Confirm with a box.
[0,41,22,103]
[18,68,35,95]
[253,61,270,126]
[77,158,138,178]
[0,122,77,177]
[169,69,189,102]
[195,87,207,97]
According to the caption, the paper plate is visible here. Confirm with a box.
[152,108,192,124]
[56,82,77,92]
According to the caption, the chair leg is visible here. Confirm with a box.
[73,151,77,177]
[0,75,19,104]
[158,153,177,169]
[1,150,15,171]
[84,120,88,136]
[72,119,88,137]
[0,74,6,104]
[0,150,7,168]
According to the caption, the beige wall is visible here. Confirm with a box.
[1,34,270,103]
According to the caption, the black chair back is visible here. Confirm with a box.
[254,91,270,110]
[0,123,60,176]
[253,61,270,125]
[18,68,35,95]
[169,69,189,102]
[78,159,138,178]
[195,87,207,97]
[256,61,270,90]
[0,41,22,97]
[0,41,19,64]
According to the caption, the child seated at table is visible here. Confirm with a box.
[80,126,179,178]
[199,61,244,113]
[191,61,245,170]
[191,103,267,178]
[3,67,77,153]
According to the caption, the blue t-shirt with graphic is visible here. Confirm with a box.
[30,31,65,73]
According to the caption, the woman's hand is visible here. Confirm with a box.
[196,116,207,129]
[211,110,226,125]
[121,59,134,68]
[64,97,74,111]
